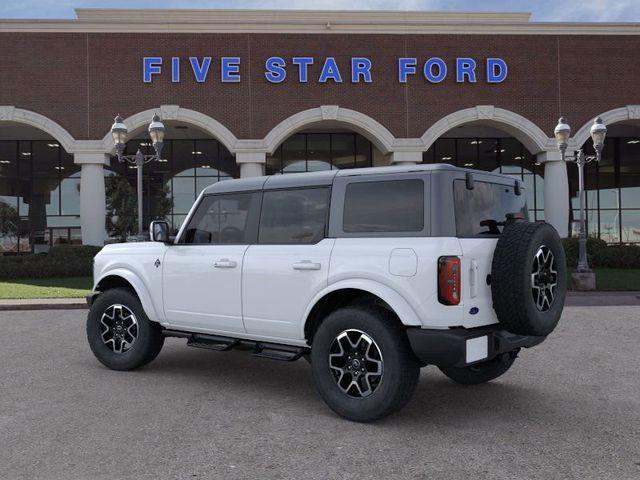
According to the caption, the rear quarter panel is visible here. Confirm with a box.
[328,237,467,329]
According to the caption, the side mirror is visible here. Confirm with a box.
[150,221,170,243]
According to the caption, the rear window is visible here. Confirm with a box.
[343,179,424,233]
[259,187,330,244]
[454,180,528,236]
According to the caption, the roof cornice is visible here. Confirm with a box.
[0,9,639,35]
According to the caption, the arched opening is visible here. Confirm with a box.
[573,120,640,244]
[107,121,239,237]
[422,122,546,221]
[262,106,396,174]
[265,123,389,175]
[0,122,80,253]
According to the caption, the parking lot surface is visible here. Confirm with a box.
[1,306,639,480]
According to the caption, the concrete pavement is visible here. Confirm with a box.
[0,307,639,479]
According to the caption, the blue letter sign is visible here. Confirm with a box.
[319,57,343,83]
[142,55,508,84]
[265,57,287,83]
[487,58,508,83]
[143,57,162,83]
[398,58,417,83]
[351,58,372,83]
[189,57,211,83]
[292,57,314,82]
[221,57,241,82]
[424,58,447,83]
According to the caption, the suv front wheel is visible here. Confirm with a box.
[310,306,420,422]
[87,288,164,371]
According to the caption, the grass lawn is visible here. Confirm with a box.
[0,277,93,299]
[568,268,640,291]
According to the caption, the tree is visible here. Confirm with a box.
[105,175,174,242]
[0,201,20,250]
[105,176,137,242]
[151,181,173,227]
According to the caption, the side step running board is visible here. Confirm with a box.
[187,333,239,351]
[162,329,308,362]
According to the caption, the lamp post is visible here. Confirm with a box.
[554,116,607,276]
[110,114,166,237]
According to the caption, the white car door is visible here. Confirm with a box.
[242,187,333,341]
[163,191,261,335]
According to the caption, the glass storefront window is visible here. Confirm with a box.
[621,210,640,243]
[422,135,640,243]
[282,135,306,173]
[266,132,374,174]
[109,138,240,235]
[456,138,478,168]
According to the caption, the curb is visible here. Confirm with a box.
[0,299,88,312]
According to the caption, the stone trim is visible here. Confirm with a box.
[571,105,640,148]
[100,105,239,154]
[0,106,76,153]
[263,106,397,155]
[2,10,640,35]
[421,105,554,154]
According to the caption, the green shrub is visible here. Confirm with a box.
[561,237,607,267]
[592,245,640,269]
[0,245,101,280]
[562,237,640,269]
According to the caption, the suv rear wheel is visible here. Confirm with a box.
[87,288,164,371]
[310,306,420,422]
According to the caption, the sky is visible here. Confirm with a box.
[1,0,640,22]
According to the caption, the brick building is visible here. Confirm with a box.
[1,9,639,250]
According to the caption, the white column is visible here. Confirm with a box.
[538,151,569,238]
[236,151,266,178]
[390,151,422,165]
[75,153,109,246]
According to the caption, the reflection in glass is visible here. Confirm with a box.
[266,132,374,174]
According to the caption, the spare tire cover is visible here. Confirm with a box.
[491,221,567,336]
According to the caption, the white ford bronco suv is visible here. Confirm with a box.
[87,164,566,422]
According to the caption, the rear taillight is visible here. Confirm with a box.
[438,256,461,306]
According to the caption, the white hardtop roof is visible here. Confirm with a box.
[201,164,516,195]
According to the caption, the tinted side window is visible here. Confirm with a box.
[259,188,330,244]
[454,180,529,236]
[181,192,259,244]
[343,179,424,233]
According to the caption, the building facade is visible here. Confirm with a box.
[1,9,640,252]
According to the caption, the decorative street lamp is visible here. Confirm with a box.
[554,116,607,277]
[110,114,165,237]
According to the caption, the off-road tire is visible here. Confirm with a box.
[491,221,566,336]
[310,306,420,423]
[439,352,517,385]
[87,288,164,371]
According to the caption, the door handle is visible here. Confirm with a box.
[292,260,321,271]
[214,258,237,269]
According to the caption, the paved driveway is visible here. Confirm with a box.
[0,307,638,480]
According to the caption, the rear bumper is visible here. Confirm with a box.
[406,325,546,368]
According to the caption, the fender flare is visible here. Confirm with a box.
[301,278,422,338]
[94,268,161,322]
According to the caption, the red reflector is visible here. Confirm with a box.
[438,256,461,306]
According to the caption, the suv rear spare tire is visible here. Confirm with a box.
[491,221,566,336]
